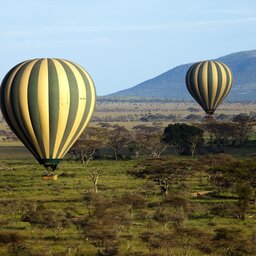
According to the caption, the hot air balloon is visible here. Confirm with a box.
[0,58,96,170]
[185,60,233,116]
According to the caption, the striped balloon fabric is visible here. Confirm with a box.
[185,61,233,115]
[0,58,96,169]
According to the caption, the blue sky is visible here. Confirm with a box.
[0,0,256,95]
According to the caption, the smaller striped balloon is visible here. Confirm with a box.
[0,58,96,170]
[185,60,233,115]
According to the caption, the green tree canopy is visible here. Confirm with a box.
[162,123,204,156]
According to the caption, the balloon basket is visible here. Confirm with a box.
[204,115,213,119]
[42,174,58,181]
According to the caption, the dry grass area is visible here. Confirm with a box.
[0,100,256,137]
[94,101,256,117]
[91,100,256,128]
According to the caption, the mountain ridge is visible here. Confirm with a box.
[108,50,256,101]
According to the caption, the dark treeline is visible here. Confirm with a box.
[71,113,255,161]
[97,96,186,103]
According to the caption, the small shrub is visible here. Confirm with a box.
[115,192,146,209]
[21,204,70,237]
[0,231,30,256]
[199,153,236,167]
[163,194,190,212]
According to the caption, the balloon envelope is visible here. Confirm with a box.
[185,60,233,115]
[0,58,96,169]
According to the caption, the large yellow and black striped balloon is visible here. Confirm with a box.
[0,58,96,169]
[185,61,233,115]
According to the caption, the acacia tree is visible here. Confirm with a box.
[106,124,131,160]
[201,115,254,147]
[162,123,204,157]
[131,158,205,196]
[71,126,107,165]
[130,125,167,158]
[200,120,237,147]
[190,134,203,158]
[85,168,104,194]
[70,126,106,193]
[232,113,254,145]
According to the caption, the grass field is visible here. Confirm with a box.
[1,146,256,255]
[0,156,143,255]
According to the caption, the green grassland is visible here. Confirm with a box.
[0,153,143,255]
[0,147,256,255]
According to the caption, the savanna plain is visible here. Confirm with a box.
[1,99,256,256]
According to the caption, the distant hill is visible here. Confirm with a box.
[108,50,256,101]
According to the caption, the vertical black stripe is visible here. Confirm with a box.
[212,62,223,109]
[197,62,208,111]
[0,64,21,124]
[221,63,232,99]
[189,64,198,97]
[55,59,79,157]
[10,62,40,159]
[208,61,213,109]
[185,65,194,89]
[0,62,28,119]
[28,59,46,158]
[0,65,32,150]
[63,63,95,155]
[0,62,40,160]
[188,63,206,110]
[48,59,59,158]
[0,81,9,122]
[186,63,197,98]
